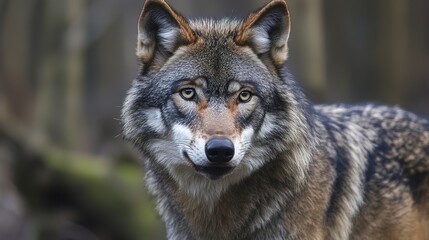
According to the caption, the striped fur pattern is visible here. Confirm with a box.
[121,0,429,239]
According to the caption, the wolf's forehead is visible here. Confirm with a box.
[160,19,272,86]
[189,19,241,38]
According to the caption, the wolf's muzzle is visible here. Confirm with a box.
[205,138,235,163]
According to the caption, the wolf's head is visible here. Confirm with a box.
[122,0,314,201]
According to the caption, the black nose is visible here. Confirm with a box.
[205,138,235,163]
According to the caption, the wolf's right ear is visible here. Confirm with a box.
[137,0,196,67]
[235,0,290,68]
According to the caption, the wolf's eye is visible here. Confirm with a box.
[180,88,196,100]
[238,90,252,103]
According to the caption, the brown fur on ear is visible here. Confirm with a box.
[137,0,196,65]
[235,0,291,67]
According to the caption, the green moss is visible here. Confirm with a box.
[14,146,165,240]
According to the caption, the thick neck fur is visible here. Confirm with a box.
[145,150,328,240]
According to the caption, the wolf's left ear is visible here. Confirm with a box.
[137,0,196,66]
[235,0,290,67]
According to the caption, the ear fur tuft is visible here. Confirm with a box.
[235,0,291,67]
[137,0,196,65]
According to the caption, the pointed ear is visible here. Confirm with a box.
[137,0,196,66]
[235,0,291,67]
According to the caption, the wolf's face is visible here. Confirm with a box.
[123,0,311,199]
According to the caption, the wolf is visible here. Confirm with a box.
[121,0,429,239]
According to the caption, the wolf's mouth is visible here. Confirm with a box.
[183,151,234,179]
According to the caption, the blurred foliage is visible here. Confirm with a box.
[0,0,428,239]
[20,150,162,239]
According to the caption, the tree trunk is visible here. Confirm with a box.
[65,0,87,150]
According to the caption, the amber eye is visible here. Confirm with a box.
[180,88,196,100]
[238,90,252,103]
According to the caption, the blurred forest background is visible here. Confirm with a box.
[0,0,428,239]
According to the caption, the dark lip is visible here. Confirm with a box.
[183,151,234,180]
[195,165,234,180]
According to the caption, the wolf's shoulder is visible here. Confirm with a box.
[315,103,429,186]
[314,103,429,171]
[314,103,429,162]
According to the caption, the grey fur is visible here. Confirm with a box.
[122,1,429,239]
